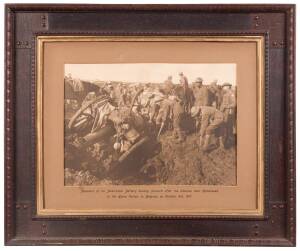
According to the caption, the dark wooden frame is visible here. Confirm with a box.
[5,4,296,246]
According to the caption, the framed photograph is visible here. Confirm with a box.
[5,4,296,246]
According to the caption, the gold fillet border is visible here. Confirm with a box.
[36,36,265,217]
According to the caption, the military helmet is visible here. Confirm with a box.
[193,77,203,84]
[222,82,232,88]
[211,79,218,85]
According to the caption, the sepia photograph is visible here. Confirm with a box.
[36,36,263,216]
[64,63,237,186]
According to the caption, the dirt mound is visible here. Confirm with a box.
[65,131,236,186]
[143,132,236,185]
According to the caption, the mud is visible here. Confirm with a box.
[65,131,236,186]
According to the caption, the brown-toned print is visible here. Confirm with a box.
[40,38,262,215]
[64,64,237,186]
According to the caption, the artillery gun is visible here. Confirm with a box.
[66,90,157,174]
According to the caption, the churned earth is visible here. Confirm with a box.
[65,130,236,186]
[142,131,236,186]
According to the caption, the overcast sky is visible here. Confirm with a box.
[65,63,236,85]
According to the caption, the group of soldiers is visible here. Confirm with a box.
[156,72,236,151]
[105,72,236,152]
[66,71,236,153]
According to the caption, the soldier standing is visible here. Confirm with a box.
[192,77,210,106]
[118,85,130,107]
[172,97,186,143]
[179,72,193,113]
[179,72,188,89]
[191,105,225,152]
[107,85,117,105]
[163,75,174,96]
[209,79,222,108]
[220,83,236,146]
[156,98,173,138]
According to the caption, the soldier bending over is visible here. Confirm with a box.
[191,106,225,152]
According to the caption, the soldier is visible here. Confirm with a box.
[179,72,193,113]
[65,73,72,82]
[179,72,188,89]
[209,79,222,108]
[162,75,174,96]
[156,98,173,138]
[118,86,127,107]
[107,84,118,106]
[171,96,186,143]
[156,98,172,127]
[191,105,225,152]
[192,77,210,106]
[220,83,236,146]
[220,83,236,113]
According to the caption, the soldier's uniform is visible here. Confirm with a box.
[163,78,174,96]
[156,99,172,126]
[172,99,185,142]
[199,106,224,136]
[191,106,224,151]
[179,74,189,89]
[193,86,210,106]
[207,80,222,108]
[117,88,127,107]
[220,89,236,115]
[179,73,193,112]
[220,87,236,145]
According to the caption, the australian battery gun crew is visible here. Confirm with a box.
[65,73,237,178]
